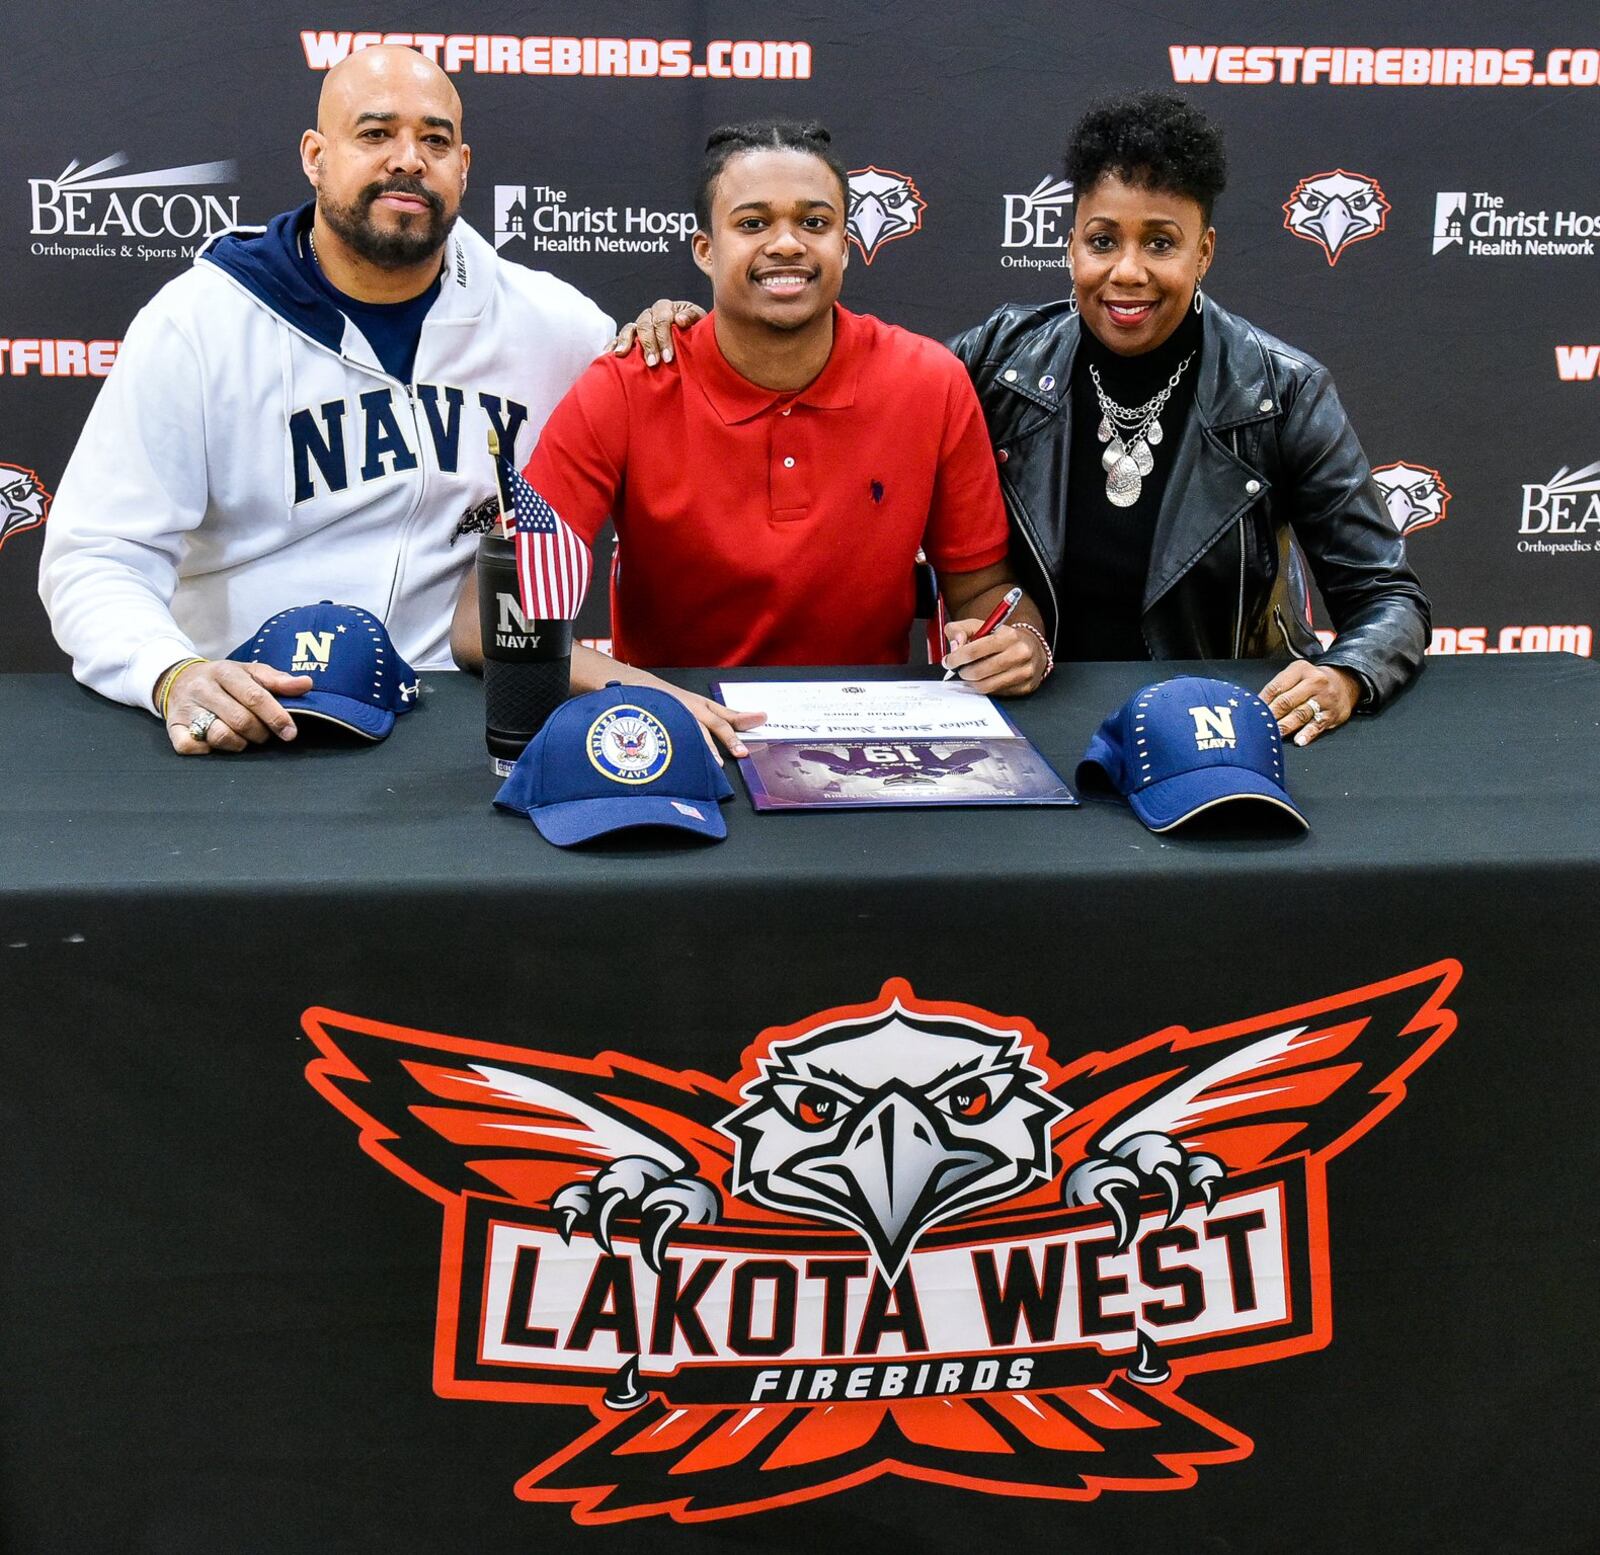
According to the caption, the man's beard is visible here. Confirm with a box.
[319,177,456,267]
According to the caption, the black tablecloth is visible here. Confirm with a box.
[2,658,1597,1555]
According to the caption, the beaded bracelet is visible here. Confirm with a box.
[156,657,207,722]
[1011,621,1054,683]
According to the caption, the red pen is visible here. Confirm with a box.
[943,585,1023,681]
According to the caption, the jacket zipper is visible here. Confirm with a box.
[1274,606,1309,659]
[999,470,1060,654]
[383,381,431,623]
[1231,429,1246,658]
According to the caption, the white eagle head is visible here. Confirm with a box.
[720,1002,1066,1279]
[1283,170,1390,265]
[0,463,51,552]
[846,167,926,264]
[1371,461,1451,535]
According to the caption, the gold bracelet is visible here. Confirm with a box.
[157,657,207,722]
[1011,621,1054,682]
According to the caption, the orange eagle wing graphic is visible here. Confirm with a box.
[302,1007,740,1224]
[1039,959,1460,1205]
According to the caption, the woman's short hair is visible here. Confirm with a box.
[694,120,850,230]
[1065,91,1228,221]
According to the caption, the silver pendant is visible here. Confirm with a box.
[1145,417,1163,447]
[1097,415,1112,443]
[1101,435,1125,473]
[1106,455,1142,506]
[1131,438,1155,477]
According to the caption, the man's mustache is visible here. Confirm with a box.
[361,179,445,217]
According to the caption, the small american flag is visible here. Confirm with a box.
[495,445,592,620]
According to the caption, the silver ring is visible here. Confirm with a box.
[1306,697,1326,725]
[188,708,218,742]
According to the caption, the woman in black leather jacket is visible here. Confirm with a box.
[951,91,1430,745]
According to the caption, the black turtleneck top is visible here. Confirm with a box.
[1060,305,1203,662]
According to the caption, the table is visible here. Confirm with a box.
[2,657,1597,1554]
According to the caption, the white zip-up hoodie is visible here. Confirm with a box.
[39,205,614,711]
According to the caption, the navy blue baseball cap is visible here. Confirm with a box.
[228,602,419,740]
[1076,676,1307,832]
[494,683,734,845]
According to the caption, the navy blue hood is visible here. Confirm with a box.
[202,203,346,353]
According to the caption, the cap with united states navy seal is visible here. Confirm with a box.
[493,682,734,845]
[1075,675,1307,833]
[227,601,419,741]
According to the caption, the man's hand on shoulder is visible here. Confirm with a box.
[606,300,706,366]
[161,660,314,755]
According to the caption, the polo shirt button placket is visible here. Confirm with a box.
[772,404,809,518]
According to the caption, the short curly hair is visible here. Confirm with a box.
[1065,91,1228,221]
[694,120,850,230]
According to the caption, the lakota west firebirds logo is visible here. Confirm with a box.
[846,168,925,264]
[303,962,1458,1523]
[0,462,53,552]
[1371,461,1452,536]
[1283,170,1391,265]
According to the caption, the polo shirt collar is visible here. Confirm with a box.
[690,305,861,424]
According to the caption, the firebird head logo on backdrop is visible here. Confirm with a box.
[1283,170,1390,265]
[846,168,925,263]
[0,462,52,553]
[1371,462,1453,536]
[304,961,1459,1524]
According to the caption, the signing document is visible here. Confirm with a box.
[712,680,1076,812]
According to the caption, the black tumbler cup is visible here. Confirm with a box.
[477,532,572,775]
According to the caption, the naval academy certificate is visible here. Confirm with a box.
[712,680,1077,811]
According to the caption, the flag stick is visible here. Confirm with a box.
[488,427,513,539]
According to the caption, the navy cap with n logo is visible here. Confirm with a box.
[1076,676,1307,833]
[228,601,419,741]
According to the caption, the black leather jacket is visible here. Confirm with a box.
[950,296,1430,708]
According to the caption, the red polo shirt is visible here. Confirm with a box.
[521,306,1010,668]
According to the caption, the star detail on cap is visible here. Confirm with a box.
[337,624,348,633]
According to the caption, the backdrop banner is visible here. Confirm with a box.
[6,3,1598,672]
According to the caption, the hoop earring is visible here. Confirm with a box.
[1066,285,1078,316]
[1193,284,1204,316]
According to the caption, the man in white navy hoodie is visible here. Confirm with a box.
[39,45,614,754]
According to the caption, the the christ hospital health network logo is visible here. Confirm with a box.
[1433,191,1600,257]
[494,185,695,256]
[29,154,242,262]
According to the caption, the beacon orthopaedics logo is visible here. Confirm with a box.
[28,154,242,262]
[301,31,811,79]
[1000,177,1074,269]
[1518,461,1600,554]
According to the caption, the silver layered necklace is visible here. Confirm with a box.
[1090,352,1197,508]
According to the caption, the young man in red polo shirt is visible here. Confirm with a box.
[453,121,1048,754]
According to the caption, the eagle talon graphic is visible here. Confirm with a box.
[1063,1130,1224,1252]
[552,1157,719,1273]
